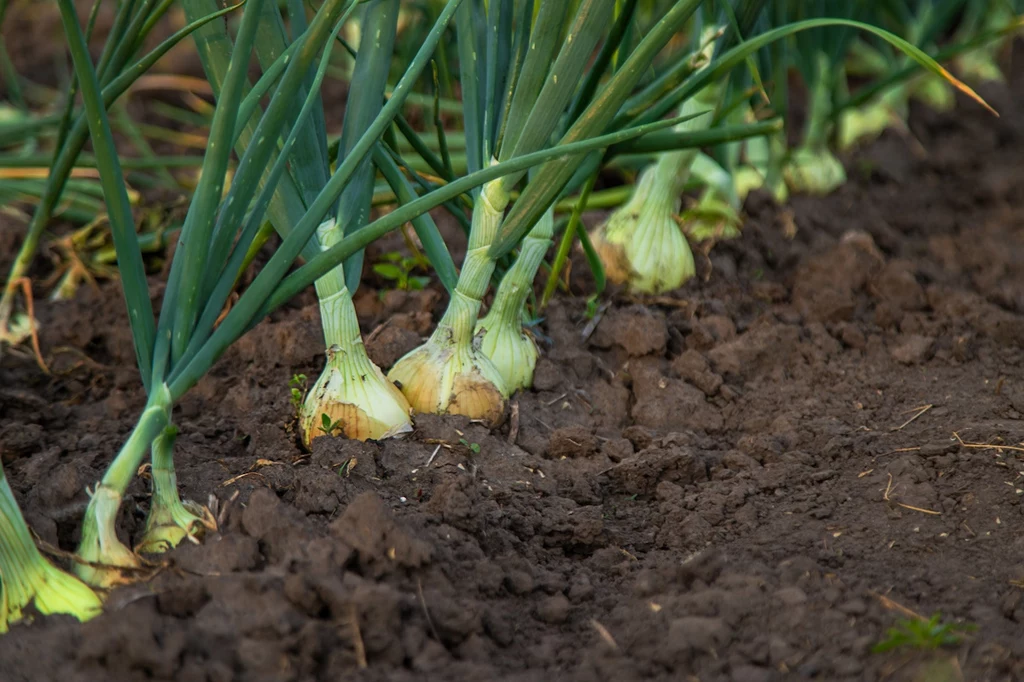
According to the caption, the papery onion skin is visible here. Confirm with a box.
[389,291,508,426]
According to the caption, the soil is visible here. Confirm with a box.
[4,23,1024,682]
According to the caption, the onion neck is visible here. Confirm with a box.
[313,217,365,358]
[467,176,510,251]
[317,286,363,358]
[626,84,721,215]
[803,52,834,152]
[98,384,172,493]
[432,176,510,348]
[433,271,488,347]
[482,209,553,332]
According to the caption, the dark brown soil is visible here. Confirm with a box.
[4,42,1024,682]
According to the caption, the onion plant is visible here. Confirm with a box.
[0,459,101,631]
[473,203,553,392]
[837,0,967,151]
[953,0,1022,83]
[589,13,741,295]
[780,1,862,195]
[181,0,430,446]
[586,0,986,293]
[403,0,988,394]
[54,0,487,589]
[837,0,1023,153]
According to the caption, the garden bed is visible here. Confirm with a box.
[2,39,1024,682]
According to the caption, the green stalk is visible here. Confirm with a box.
[542,171,597,307]
[75,384,172,587]
[0,460,102,631]
[491,0,704,259]
[167,0,471,399]
[338,0,400,292]
[174,6,349,380]
[258,111,696,335]
[57,0,156,391]
[783,51,846,195]
[135,426,215,555]
[444,181,509,335]
[0,0,240,360]
[168,0,268,367]
[804,52,833,152]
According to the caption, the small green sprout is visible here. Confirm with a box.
[289,373,308,415]
[320,412,344,436]
[338,457,357,477]
[872,614,976,653]
[458,438,481,454]
[372,251,432,291]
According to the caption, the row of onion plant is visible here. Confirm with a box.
[0,0,716,628]
[584,0,1000,294]
[838,0,1021,152]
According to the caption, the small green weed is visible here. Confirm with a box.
[289,374,308,415]
[872,614,976,654]
[372,251,431,291]
[320,412,344,436]
[459,438,481,454]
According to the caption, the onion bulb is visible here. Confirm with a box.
[909,74,954,112]
[589,76,722,294]
[0,463,101,630]
[300,219,412,445]
[136,427,215,554]
[783,147,847,196]
[388,283,509,426]
[474,208,553,392]
[387,337,509,427]
[683,192,742,244]
[837,87,909,152]
[957,50,1004,84]
[590,154,696,294]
